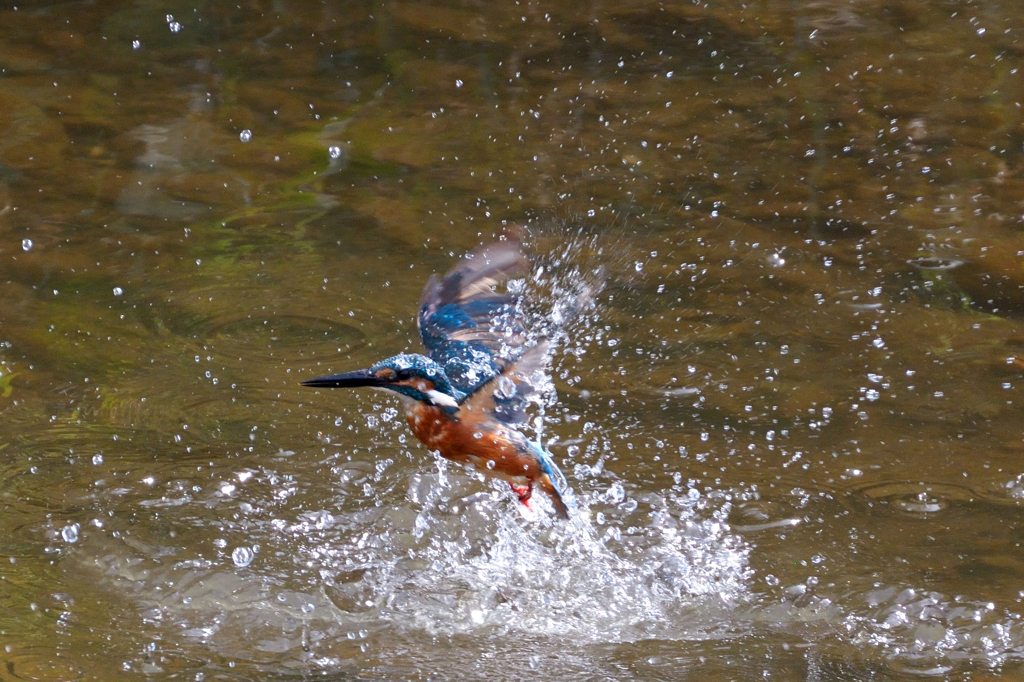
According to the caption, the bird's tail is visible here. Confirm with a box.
[537,474,571,520]
[528,441,571,519]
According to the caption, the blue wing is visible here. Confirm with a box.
[418,240,530,399]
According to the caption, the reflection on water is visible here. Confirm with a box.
[1,0,1024,679]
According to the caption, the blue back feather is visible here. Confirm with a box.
[418,241,529,399]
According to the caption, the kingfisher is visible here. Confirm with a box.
[302,240,572,519]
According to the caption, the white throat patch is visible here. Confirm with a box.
[425,390,459,408]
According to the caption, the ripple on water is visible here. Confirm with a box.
[980,473,1024,505]
[0,421,149,516]
[847,480,977,516]
[0,646,83,681]
[847,478,1024,517]
[199,314,366,394]
[199,314,366,402]
[205,314,365,354]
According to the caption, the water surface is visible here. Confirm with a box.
[1,1,1023,679]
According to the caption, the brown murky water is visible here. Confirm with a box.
[1,1,1023,679]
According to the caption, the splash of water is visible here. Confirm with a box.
[288,231,751,645]
[301,471,751,644]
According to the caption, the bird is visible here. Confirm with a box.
[301,239,572,519]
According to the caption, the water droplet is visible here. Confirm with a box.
[232,546,254,567]
[61,523,79,543]
[21,239,32,252]
[239,129,252,143]
[897,492,945,514]
[455,79,464,88]
[168,21,181,33]
[496,376,517,399]
[328,145,342,159]
[112,287,123,296]
[92,454,103,465]
[132,40,141,49]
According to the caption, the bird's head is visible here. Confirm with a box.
[301,353,462,408]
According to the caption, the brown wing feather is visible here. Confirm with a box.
[418,241,529,325]
[458,340,549,425]
[417,240,532,398]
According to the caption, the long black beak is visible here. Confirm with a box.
[300,369,382,389]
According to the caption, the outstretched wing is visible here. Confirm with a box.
[418,240,530,397]
[457,340,550,428]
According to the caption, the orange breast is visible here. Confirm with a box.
[405,403,538,484]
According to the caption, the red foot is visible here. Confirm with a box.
[510,482,533,507]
